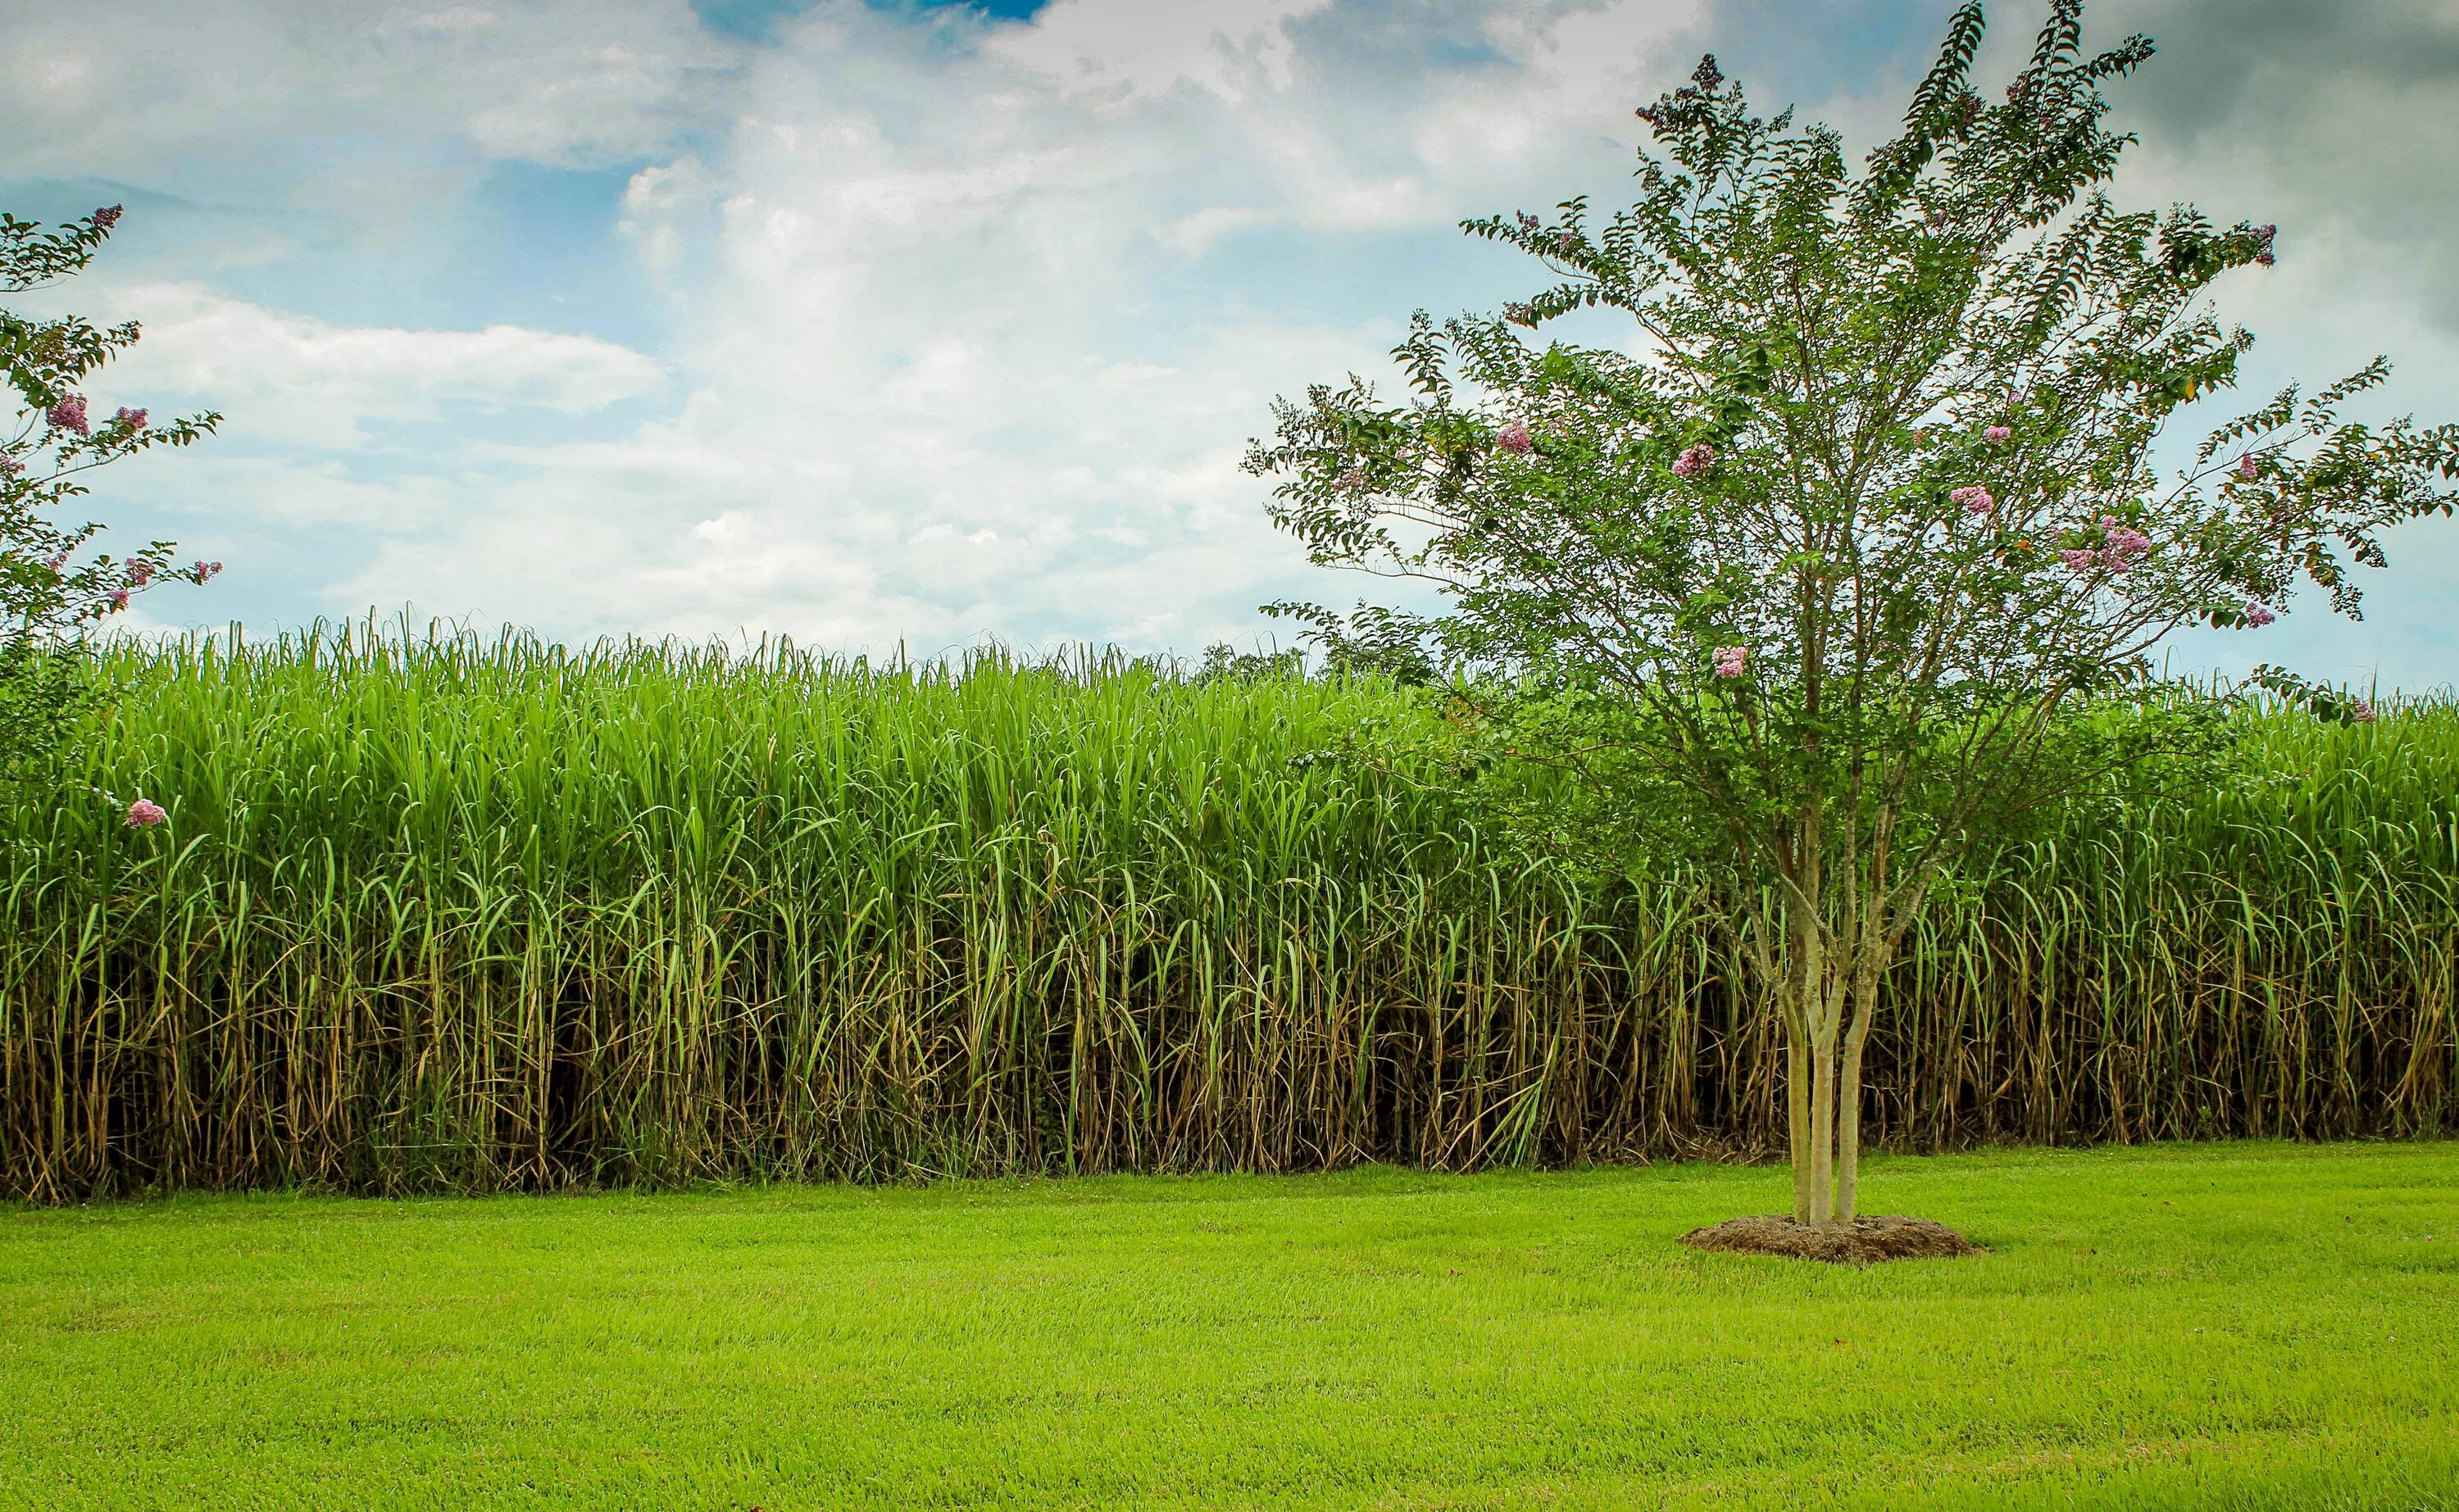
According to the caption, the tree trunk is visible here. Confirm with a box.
[1834,1026,1867,1222]
[1806,1025,1837,1224]
[1783,938,1890,1224]
[1787,1033,1812,1224]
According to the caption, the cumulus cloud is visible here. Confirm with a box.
[339,0,1700,652]
[66,283,668,450]
[985,0,1339,105]
[0,0,736,181]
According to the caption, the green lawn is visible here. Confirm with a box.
[2,1143,2454,1510]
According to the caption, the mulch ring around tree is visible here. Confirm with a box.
[1679,1214,1983,1265]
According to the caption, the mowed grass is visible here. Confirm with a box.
[2,1143,2454,1510]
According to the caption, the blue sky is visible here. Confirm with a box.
[4,0,2455,687]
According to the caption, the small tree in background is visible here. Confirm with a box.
[1,206,220,803]
[1248,0,2458,1229]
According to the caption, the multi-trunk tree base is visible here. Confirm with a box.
[1680,1214,1981,1265]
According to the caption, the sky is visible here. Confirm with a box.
[3,0,2454,688]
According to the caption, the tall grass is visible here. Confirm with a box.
[2,621,2452,1199]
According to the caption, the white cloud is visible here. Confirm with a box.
[0,0,735,181]
[987,0,1339,105]
[72,284,666,450]
[319,0,1700,652]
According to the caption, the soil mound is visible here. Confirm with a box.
[1680,1214,1981,1265]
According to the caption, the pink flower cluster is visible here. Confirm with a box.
[125,797,166,827]
[107,588,130,610]
[93,205,123,229]
[1517,211,1540,231]
[125,557,152,587]
[1336,465,1366,494]
[1497,421,1533,455]
[1984,425,2011,443]
[0,452,21,476]
[2252,223,2277,268]
[2238,453,2259,480]
[1711,645,1748,679]
[46,396,89,435]
[2243,602,2277,627]
[2349,697,2377,724]
[1672,442,1715,478]
[2066,516,2153,574]
[115,407,148,430]
[1952,484,1996,516]
[195,560,223,580]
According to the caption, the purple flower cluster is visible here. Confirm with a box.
[194,560,223,580]
[1671,442,1715,479]
[1712,645,1748,679]
[1952,484,1996,516]
[1517,211,1540,231]
[1984,425,2011,443]
[125,797,166,827]
[115,407,148,430]
[2238,453,2260,480]
[2349,697,2377,724]
[125,557,152,588]
[46,395,89,435]
[2243,602,2277,627]
[93,205,123,229]
[0,452,21,476]
[2252,224,2277,268]
[2066,516,2153,574]
[1496,421,1533,455]
[107,588,130,610]
[1692,54,1723,91]
[2066,514,2164,573]
[1336,465,1366,494]
[2102,519,2152,564]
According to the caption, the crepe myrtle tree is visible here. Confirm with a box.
[1,205,220,810]
[1246,1,2459,1225]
